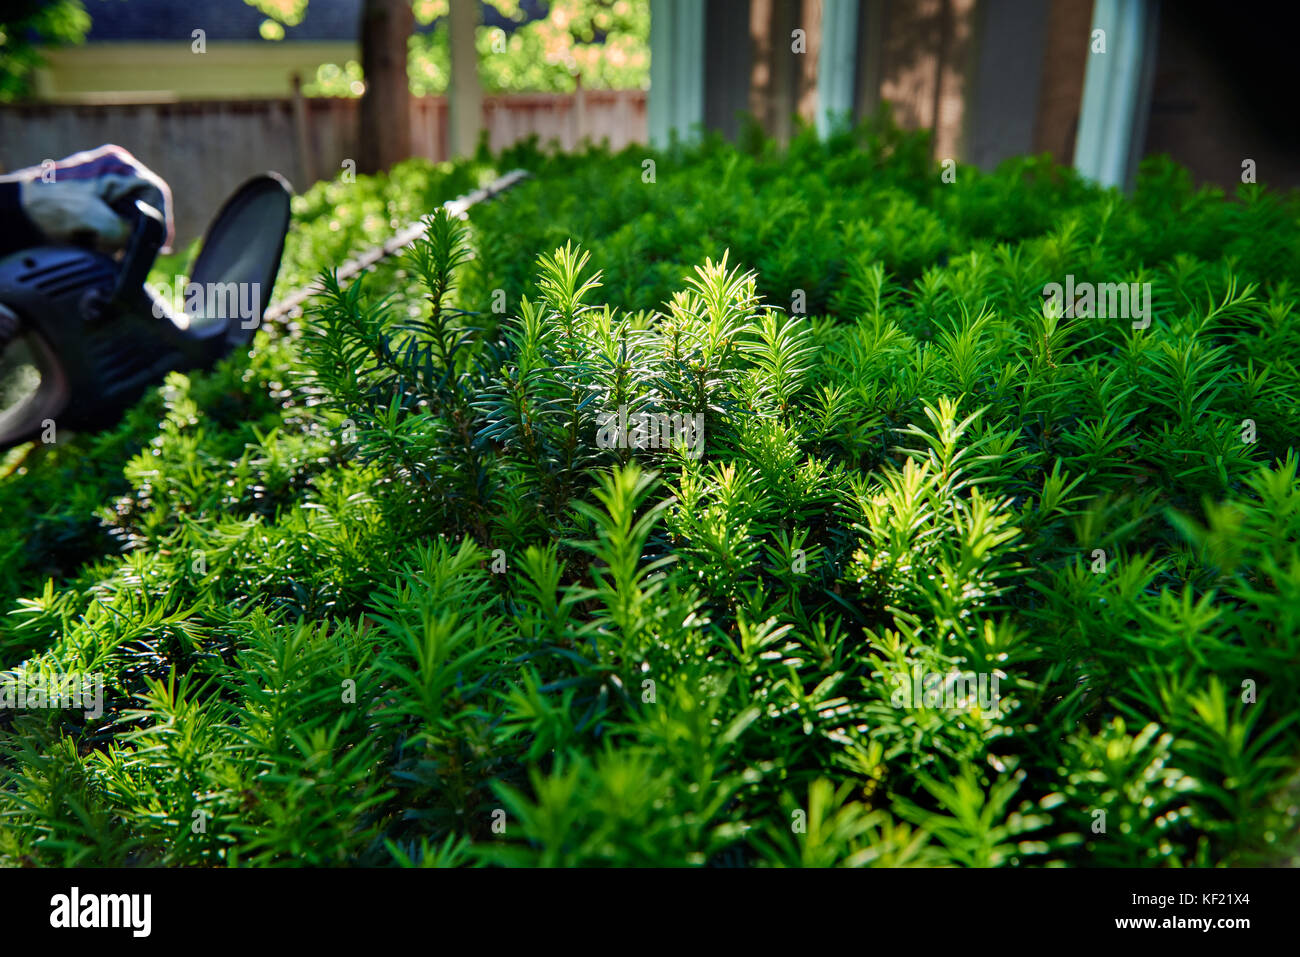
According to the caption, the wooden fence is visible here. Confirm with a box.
[0,90,646,243]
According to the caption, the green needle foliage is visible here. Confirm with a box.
[2,114,1298,867]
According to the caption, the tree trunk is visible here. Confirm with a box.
[358,0,413,175]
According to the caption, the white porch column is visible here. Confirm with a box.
[1073,0,1157,189]
[448,0,483,159]
[648,0,705,146]
[817,0,860,137]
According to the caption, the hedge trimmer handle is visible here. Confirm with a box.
[107,198,166,309]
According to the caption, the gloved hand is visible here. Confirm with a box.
[0,145,174,254]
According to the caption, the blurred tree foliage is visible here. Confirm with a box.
[302,0,650,96]
[0,0,90,103]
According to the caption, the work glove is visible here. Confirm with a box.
[0,145,174,254]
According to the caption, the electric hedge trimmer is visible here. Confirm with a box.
[0,167,528,452]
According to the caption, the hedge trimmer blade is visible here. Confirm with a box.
[263,168,530,321]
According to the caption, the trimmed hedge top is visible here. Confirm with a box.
[2,120,1298,867]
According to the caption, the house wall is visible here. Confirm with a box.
[32,43,358,100]
[746,0,824,144]
[854,0,980,161]
[1032,0,1093,163]
[1141,0,1300,190]
[705,0,753,141]
[964,0,1051,171]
